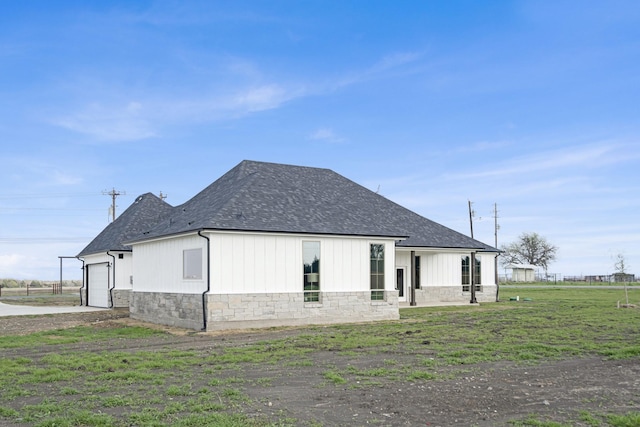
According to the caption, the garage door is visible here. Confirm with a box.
[87,264,109,308]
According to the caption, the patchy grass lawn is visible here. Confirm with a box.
[0,287,639,426]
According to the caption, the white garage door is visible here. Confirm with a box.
[87,264,109,308]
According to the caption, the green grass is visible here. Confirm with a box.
[0,324,163,348]
[509,411,640,427]
[0,287,638,426]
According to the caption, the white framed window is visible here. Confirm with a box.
[303,241,320,302]
[183,248,203,280]
[370,243,385,300]
[462,255,482,292]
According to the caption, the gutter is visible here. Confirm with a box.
[495,253,500,302]
[198,230,211,331]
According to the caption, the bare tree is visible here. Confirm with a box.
[613,253,630,306]
[613,253,628,275]
[500,232,558,273]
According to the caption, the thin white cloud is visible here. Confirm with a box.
[0,253,24,272]
[52,101,156,141]
[51,171,83,186]
[453,140,513,153]
[231,84,298,113]
[51,83,305,141]
[370,51,424,73]
[446,141,634,181]
[308,128,346,143]
[337,50,425,88]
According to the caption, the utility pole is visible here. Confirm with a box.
[159,191,167,201]
[468,200,475,239]
[103,188,126,222]
[468,200,477,304]
[494,203,500,302]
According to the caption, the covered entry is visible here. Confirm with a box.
[86,263,110,307]
[396,267,407,302]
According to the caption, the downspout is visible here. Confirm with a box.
[470,251,478,304]
[410,250,416,306]
[198,230,211,331]
[107,252,116,308]
[77,256,85,306]
[495,253,500,302]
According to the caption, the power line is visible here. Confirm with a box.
[0,237,93,243]
[0,192,101,200]
[0,207,103,211]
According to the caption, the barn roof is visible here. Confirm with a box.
[128,160,496,251]
[77,192,173,257]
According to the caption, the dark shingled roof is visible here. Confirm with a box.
[77,193,173,257]
[130,161,496,251]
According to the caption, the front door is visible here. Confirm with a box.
[396,267,407,302]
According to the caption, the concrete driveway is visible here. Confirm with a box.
[0,301,108,317]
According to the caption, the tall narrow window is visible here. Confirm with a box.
[303,242,320,302]
[370,244,385,300]
[462,255,482,292]
[183,248,203,280]
[474,256,482,292]
[462,256,470,292]
[415,255,421,289]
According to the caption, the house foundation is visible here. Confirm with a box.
[130,290,399,331]
[414,285,497,304]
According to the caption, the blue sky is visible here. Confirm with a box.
[1,1,639,280]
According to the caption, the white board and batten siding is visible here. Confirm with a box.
[132,231,397,295]
[132,234,206,294]
[396,249,497,287]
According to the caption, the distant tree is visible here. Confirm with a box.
[613,253,628,275]
[613,253,632,306]
[5,279,19,288]
[500,232,558,273]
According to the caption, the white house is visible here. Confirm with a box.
[80,160,499,330]
[77,193,173,308]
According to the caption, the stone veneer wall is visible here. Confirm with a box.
[414,285,497,304]
[205,291,399,330]
[79,287,130,308]
[130,292,205,330]
[111,289,131,308]
[129,290,399,331]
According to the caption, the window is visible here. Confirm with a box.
[462,256,470,289]
[370,244,385,300]
[462,255,482,292]
[474,256,482,292]
[415,255,421,289]
[303,242,320,302]
[183,248,203,280]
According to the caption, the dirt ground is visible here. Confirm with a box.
[1,310,639,426]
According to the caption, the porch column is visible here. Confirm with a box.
[470,251,477,304]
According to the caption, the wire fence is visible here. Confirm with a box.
[499,273,639,284]
[0,286,79,297]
